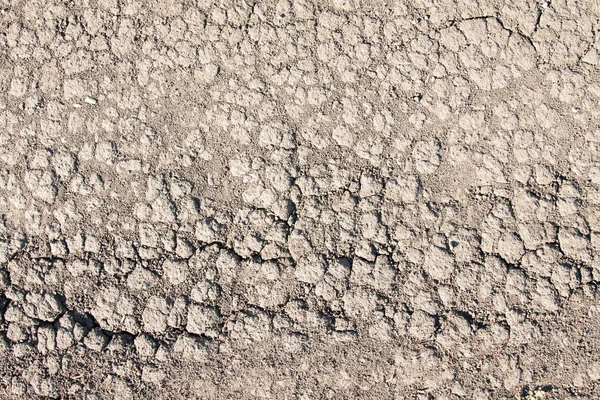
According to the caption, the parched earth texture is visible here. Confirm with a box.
[1,0,600,398]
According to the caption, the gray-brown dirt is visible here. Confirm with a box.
[1,0,600,398]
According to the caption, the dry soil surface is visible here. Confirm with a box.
[1,0,600,398]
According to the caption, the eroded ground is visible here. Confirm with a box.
[1,0,600,398]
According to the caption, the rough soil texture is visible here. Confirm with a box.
[1,0,600,398]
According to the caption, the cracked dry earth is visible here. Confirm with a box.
[1,0,600,399]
